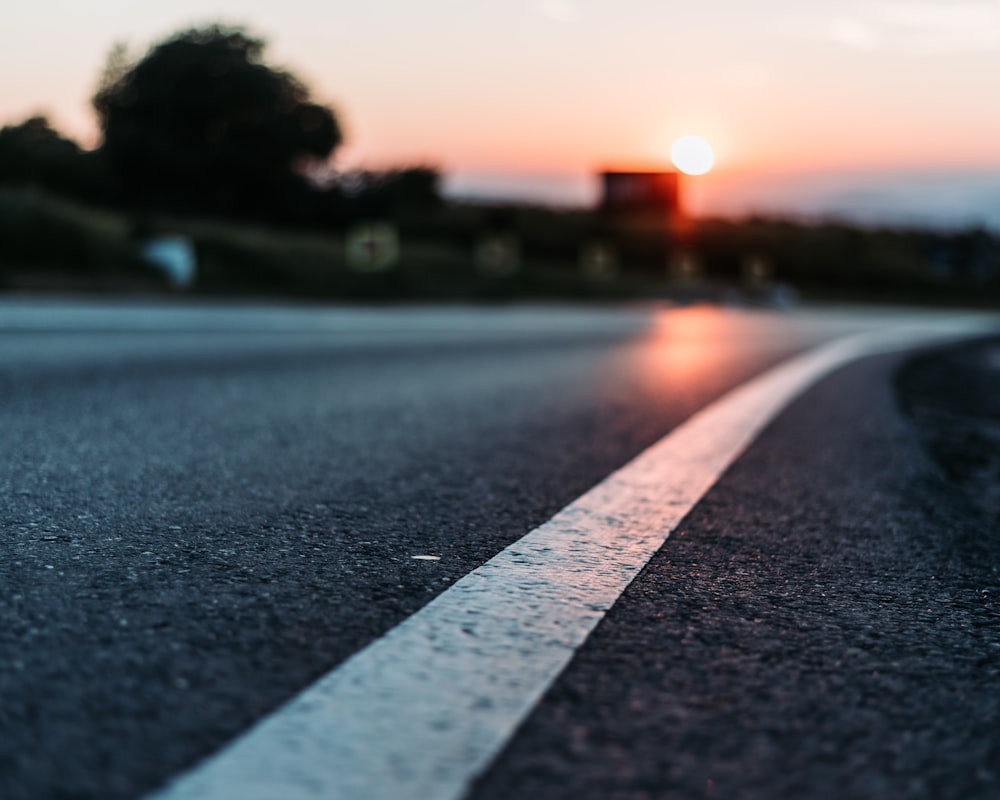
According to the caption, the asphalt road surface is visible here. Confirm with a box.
[0,298,997,799]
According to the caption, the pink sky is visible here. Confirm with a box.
[5,1,1000,224]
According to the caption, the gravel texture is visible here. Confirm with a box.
[896,336,1000,524]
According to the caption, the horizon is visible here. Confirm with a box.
[5,1,1000,228]
[444,167,1000,232]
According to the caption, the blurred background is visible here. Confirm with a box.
[2,0,999,305]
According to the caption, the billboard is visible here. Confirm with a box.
[600,171,680,219]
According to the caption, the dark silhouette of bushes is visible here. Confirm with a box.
[336,167,442,218]
[0,116,114,201]
[0,190,161,289]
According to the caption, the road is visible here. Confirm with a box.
[0,298,997,799]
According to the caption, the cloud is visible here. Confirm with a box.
[873,2,1000,54]
[807,2,1000,54]
[537,0,577,23]
[829,18,881,50]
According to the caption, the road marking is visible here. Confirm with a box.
[151,322,994,800]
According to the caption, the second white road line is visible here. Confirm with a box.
[150,320,995,800]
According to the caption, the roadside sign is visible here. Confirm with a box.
[475,234,521,277]
[346,223,400,273]
[580,241,619,280]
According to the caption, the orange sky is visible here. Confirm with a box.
[4,1,1000,222]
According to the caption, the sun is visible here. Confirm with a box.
[670,135,715,175]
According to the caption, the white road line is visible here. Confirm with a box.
[150,321,995,800]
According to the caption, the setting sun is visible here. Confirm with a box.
[670,135,715,176]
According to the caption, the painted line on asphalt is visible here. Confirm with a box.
[150,320,995,800]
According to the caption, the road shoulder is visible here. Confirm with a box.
[896,335,1000,524]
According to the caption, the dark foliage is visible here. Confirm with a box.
[0,116,113,200]
[686,217,1000,298]
[92,25,341,217]
[0,189,162,289]
[0,116,79,184]
[337,167,443,218]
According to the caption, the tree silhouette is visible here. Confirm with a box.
[92,25,341,216]
[0,116,112,200]
[0,116,80,186]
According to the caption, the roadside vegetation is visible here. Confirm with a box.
[1,24,998,306]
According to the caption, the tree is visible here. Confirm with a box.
[92,25,341,216]
[337,167,443,217]
[0,116,78,186]
[0,116,111,200]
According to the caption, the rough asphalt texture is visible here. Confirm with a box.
[472,343,1000,800]
[897,337,1000,525]
[0,309,826,800]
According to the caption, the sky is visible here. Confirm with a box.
[4,0,1000,227]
